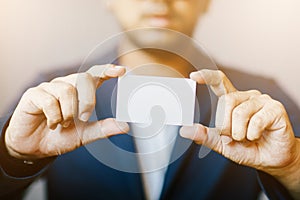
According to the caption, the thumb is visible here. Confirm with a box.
[179,124,233,154]
[78,118,130,145]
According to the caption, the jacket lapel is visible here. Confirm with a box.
[160,84,228,199]
[96,73,228,199]
[95,78,145,199]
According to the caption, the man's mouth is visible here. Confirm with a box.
[143,15,171,28]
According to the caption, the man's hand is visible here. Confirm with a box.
[5,64,129,160]
[180,69,300,198]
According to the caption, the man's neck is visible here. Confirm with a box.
[117,46,194,78]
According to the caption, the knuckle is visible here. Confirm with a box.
[232,108,245,119]
[236,101,250,111]
[44,97,58,108]
[78,72,93,82]
[263,98,285,113]
[272,99,284,109]
[51,73,74,81]
[249,89,261,96]
[38,82,48,88]
[61,83,77,96]
[23,87,37,97]
[250,116,264,129]
[271,100,286,115]
[76,73,96,88]
[260,94,271,100]
[20,88,44,109]
[217,70,225,79]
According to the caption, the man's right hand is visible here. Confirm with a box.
[4,64,129,160]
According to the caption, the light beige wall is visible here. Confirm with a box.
[0,0,119,116]
[1,0,300,117]
[196,0,300,108]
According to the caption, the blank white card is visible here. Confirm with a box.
[116,75,196,126]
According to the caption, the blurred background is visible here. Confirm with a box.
[1,0,300,117]
[1,0,300,199]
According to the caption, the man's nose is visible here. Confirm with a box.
[142,0,170,14]
[141,0,171,2]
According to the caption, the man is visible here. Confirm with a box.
[1,0,300,199]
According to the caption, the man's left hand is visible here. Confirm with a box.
[180,69,300,199]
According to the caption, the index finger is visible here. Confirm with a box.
[190,69,237,97]
[52,64,126,89]
[51,64,126,122]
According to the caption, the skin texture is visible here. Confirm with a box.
[5,65,129,159]
[109,0,208,37]
[180,70,300,199]
[4,0,300,198]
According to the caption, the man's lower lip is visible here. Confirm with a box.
[147,18,170,27]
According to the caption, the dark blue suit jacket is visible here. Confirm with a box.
[0,65,299,199]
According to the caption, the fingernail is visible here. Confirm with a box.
[106,66,125,77]
[109,65,125,71]
[80,112,90,122]
[180,126,197,138]
[189,72,199,79]
[114,65,125,69]
[62,121,71,128]
[116,121,130,132]
[48,122,58,130]
[221,135,232,144]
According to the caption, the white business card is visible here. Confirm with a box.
[116,75,196,126]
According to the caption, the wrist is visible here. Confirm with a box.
[0,118,56,177]
[269,138,300,199]
[4,136,36,161]
[5,142,36,165]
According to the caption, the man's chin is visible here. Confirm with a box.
[124,27,187,50]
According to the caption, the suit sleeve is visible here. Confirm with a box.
[257,171,294,200]
[255,81,300,200]
[222,67,300,199]
[0,115,55,200]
